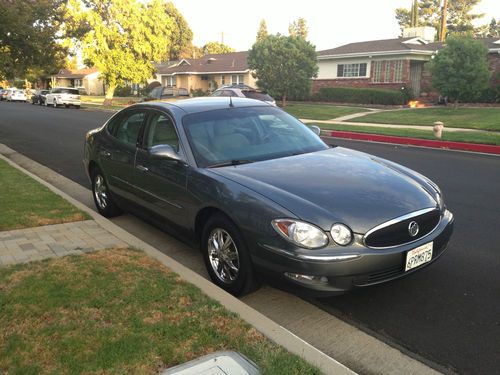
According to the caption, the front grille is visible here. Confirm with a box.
[364,208,440,248]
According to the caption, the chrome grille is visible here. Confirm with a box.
[364,208,441,248]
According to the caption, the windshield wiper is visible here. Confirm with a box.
[208,159,255,168]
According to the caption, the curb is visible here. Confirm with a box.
[0,151,355,375]
[323,130,500,155]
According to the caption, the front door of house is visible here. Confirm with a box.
[409,61,424,97]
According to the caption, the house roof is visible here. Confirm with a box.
[318,37,443,57]
[53,67,98,79]
[156,51,249,75]
[318,37,500,58]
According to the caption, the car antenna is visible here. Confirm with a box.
[229,96,234,108]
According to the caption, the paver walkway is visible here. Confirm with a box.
[0,220,127,266]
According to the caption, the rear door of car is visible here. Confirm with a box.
[99,109,147,201]
[133,109,190,226]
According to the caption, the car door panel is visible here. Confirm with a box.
[133,110,191,227]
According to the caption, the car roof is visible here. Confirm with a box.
[131,97,271,114]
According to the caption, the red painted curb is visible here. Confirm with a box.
[328,131,500,155]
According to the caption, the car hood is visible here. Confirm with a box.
[209,147,438,233]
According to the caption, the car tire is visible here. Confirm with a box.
[75,106,81,109]
[90,168,122,218]
[64,104,69,108]
[202,213,259,296]
[53,101,57,108]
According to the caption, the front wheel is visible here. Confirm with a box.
[91,168,122,217]
[53,100,57,108]
[202,213,259,296]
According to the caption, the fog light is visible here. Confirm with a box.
[284,272,328,285]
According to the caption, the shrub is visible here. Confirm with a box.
[313,87,408,105]
[190,88,207,97]
[114,85,133,97]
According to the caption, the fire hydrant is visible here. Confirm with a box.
[433,121,444,139]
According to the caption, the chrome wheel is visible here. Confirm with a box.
[208,228,240,284]
[93,174,108,209]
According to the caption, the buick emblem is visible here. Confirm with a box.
[408,221,419,237]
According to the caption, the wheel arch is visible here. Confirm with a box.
[194,206,235,242]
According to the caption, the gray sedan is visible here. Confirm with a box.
[83,98,454,296]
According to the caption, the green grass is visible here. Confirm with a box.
[81,95,141,106]
[351,107,500,131]
[283,103,369,120]
[0,248,320,375]
[319,123,500,145]
[0,159,90,231]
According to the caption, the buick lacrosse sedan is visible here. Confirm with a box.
[83,98,454,296]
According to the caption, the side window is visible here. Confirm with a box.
[114,112,146,146]
[146,112,179,152]
[212,90,222,97]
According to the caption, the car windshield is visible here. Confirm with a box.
[242,91,274,102]
[183,106,328,168]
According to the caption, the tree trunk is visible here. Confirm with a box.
[282,93,287,107]
[103,84,116,106]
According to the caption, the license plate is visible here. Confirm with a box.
[405,242,433,271]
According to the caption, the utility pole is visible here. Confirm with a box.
[439,0,449,42]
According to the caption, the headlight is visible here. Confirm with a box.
[331,223,353,246]
[272,219,328,249]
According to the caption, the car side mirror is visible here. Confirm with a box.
[309,125,321,136]
[149,144,184,163]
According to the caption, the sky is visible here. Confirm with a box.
[169,0,500,52]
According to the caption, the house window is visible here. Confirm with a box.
[231,74,244,85]
[165,75,176,87]
[393,60,404,83]
[372,61,382,83]
[384,61,392,83]
[337,63,367,78]
[201,75,208,81]
[221,75,225,85]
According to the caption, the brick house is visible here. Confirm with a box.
[154,51,256,93]
[314,32,500,99]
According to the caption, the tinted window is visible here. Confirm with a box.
[60,88,79,95]
[242,91,273,102]
[183,106,328,167]
[51,88,60,94]
[114,112,146,146]
[145,112,179,151]
[211,90,222,97]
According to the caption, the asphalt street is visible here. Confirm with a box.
[1,101,499,374]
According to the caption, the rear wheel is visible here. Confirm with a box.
[91,168,122,217]
[53,100,57,108]
[202,213,259,296]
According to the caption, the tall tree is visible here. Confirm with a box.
[288,18,308,39]
[248,34,318,106]
[66,0,174,102]
[0,0,67,80]
[256,19,268,41]
[164,2,193,60]
[202,42,235,55]
[430,35,490,104]
[395,0,483,38]
[411,0,419,27]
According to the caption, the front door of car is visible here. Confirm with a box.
[99,110,146,201]
[134,110,190,226]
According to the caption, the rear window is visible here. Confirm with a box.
[242,91,273,102]
[60,88,79,95]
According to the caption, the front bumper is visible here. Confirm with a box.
[251,209,454,294]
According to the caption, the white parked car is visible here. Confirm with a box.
[7,90,27,102]
[45,87,81,108]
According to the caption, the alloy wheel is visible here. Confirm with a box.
[93,174,108,209]
[208,228,240,284]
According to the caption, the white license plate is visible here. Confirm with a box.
[405,242,433,271]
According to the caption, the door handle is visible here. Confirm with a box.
[136,165,149,172]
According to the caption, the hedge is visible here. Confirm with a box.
[313,87,409,105]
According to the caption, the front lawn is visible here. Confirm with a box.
[284,103,369,120]
[0,158,89,231]
[351,107,500,131]
[319,123,500,145]
[0,248,319,374]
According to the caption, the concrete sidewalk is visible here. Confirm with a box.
[0,220,126,266]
